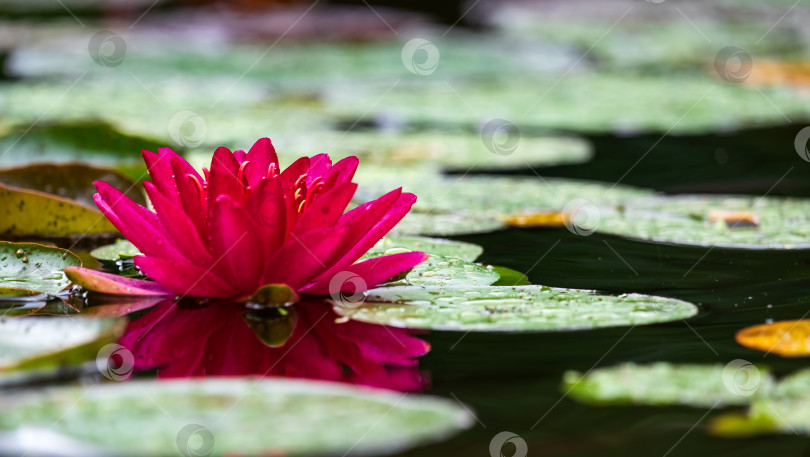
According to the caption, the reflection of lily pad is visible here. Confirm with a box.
[0,317,124,375]
[336,285,697,332]
[594,195,810,249]
[564,362,774,408]
[0,378,473,456]
[0,242,81,296]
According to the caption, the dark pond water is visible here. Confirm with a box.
[397,124,810,457]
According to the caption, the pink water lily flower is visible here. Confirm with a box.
[67,138,426,299]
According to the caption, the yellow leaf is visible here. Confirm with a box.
[502,211,568,228]
[735,320,810,357]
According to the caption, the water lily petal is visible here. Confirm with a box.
[142,150,179,204]
[64,266,173,296]
[301,251,427,295]
[280,156,311,189]
[171,156,208,241]
[244,138,279,186]
[246,175,287,254]
[233,149,247,164]
[333,191,417,269]
[143,181,214,265]
[307,154,332,186]
[209,195,265,294]
[324,156,359,189]
[263,226,349,290]
[134,256,238,298]
[208,147,243,206]
[94,182,182,260]
[293,182,357,236]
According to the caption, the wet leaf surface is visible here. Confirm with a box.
[0,378,473,456]
[0,242,81,296]
[735,319,810,357]
[564,362,774,408]
[336,285,698,332]
[0,316,124,375]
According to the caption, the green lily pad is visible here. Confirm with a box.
[383,255,500,288]
[0,163,146,208]
[712,368,810,437]
[0,123,164,171]
[0,162,142,238]
[0,242,81,296]
[362,236,483,262]
[0,316,124,375]
[563,362,774,408]
[0,299,79,317]
[0,378,473,456]
[335,285,698,332]
[90,239,142,262]
[595,195,810,249]
[354,167,652,236]
[274,130,592,171]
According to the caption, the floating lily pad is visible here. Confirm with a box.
[594,195,810,249]
[0,162,140,238]
[335,285,697,332]
[390,211,507,237]
[0,378,473,456]
[383,256,500,288]
[735,320,810,357]
[0,242,81,296]
[712,368,810,437]
[563,362,774,408]
[362,236,483,262]
[274,131,592,171]
[0,123,164,171]
[0,162,146,207]
[354,168,652,236]
[90,239,142,262]
[0,316,124,375]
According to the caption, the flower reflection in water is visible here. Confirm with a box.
[116,298,429,392]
